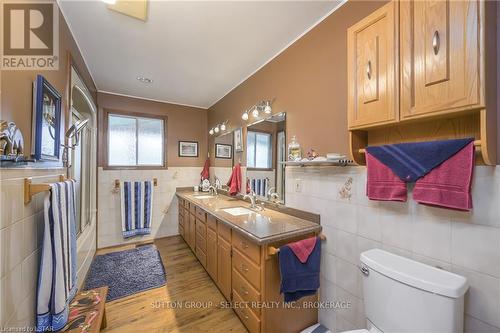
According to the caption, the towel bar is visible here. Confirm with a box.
[24,174,67,204]
[356,139,482,154]
[267,233,326,256]
[113,178,158,192]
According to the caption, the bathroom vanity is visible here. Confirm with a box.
[176,190,321,333]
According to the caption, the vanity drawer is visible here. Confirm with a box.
[233,289,261,333]
[232,232,260,265]
[196,247,207,267]
[184,199,189,209]
[189,203,196,214]
[178,214,185,228]
[232,268,261,316]
[196,233,207,253]
[179,203,184,216]
[218,221,231,242]
[196,207,206,221]
[207,214,217,230]
[196,219,207,236]
[233,248,261,291]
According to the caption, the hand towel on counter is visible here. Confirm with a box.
[120,180,153,238]
[200,158,210,180]
[226,163,242,196]
[37,180,78,332]
[279,237,321,302]
[366,138,475,211]
[413,141,474,210]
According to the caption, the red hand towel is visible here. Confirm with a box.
[226,163,241,196]
[413,142,474,211]
[366,152,407,201]
[200,158,210,180]
[287,237,318,264]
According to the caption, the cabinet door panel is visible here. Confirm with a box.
[401,0,482,118]
[348,1,398,129]
[207,229,217,280]
[217,236,232,300]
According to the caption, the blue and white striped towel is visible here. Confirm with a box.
[37,180,78,332]
[120,181,153,238]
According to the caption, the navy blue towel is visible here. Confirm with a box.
[366,138,474,182]
[278,238,321,302]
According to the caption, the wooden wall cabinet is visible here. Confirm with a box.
[400,0,482,118]
[347,0,497,165]
[347,0,399,129]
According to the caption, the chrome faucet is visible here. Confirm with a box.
[208,185,217,196]
[243,191,258,209]
[267,187,280,202]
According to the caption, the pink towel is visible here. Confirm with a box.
[287,237,318,264]
[226,163,242,196]
[413,142,474,211]
[366,152,407,201]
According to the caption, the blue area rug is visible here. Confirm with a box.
[84,245,166,301]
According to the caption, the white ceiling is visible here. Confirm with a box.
[59,0,344,108]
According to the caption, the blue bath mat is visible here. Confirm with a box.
[83,245,166,301]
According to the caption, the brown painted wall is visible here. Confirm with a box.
[97,92,208,168]
[208,1,387,163]
[1,9,97,156]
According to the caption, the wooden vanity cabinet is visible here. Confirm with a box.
[178,200,185,239]
[217,231,232,300]
[347,0,399,129]
[400,0,482,119]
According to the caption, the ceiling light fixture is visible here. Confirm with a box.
[264,101,272,114]
[137,76,153,84]
[242,111,249,121]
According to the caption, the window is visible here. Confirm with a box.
[107,113,166,168]
[247,131,272,169]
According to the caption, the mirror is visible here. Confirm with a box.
[246,112,286,203]
[212,131,234,187]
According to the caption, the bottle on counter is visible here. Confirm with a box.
[288,135,302,161]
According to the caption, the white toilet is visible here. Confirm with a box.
[343,249,469,333]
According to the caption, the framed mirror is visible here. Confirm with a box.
[212,131,234,187]
[245,112,286,204]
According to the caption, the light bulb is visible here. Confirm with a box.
[264,101,272,114]
[102,0,117,4]
[220,123,226,131]
[252,107,259,118]
[214,126,220,133]
[209,128,214,135]
[242,112,249,121]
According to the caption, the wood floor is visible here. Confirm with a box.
[97,236,248,333]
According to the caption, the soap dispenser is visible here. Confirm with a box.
[288,135,302,161]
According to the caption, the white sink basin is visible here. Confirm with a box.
[221,207,254,216]
[193,195,215,199]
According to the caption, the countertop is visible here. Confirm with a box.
[176,191,322,245]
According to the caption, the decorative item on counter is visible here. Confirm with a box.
[288,135,302,161]
[201,179,211,192]
[0,120,25,162]
[32,75,62,161]
[306,148,318,160]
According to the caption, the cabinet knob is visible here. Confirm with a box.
[241,286,249,295]
[240,264,249,272]
[366,60,372,80]
[240,241,249,249]
[432,30,440,55]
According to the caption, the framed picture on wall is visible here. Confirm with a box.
[234,127,243,152]
[31,75,62,161]
[215,144,232,159]
[178,141,198,157]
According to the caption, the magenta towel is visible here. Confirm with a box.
[366,152,407,201]
[287,237,317,264]
[413,142,474,211]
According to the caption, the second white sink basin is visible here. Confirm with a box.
[221,206,254,216]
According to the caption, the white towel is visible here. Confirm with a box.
[120,181,153,238]
[37,180,77,332]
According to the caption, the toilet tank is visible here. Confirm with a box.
[360,249,468,333]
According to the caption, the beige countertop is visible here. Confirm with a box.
[176,191,321,245]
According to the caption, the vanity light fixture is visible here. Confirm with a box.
[220,122,227,131]
[136,76,153,84]
[252,106,260,118]
[264,101,272,114]
[214,125,220,133]
[209,128,214,135]
[242,111,249,121]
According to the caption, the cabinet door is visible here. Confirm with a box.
[400,0,482,118]
[207,228,218,280]
[189,214,196,250]
[348,1,398,129]
[217,236,232,300]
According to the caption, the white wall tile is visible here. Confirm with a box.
[1,221,24,278]
[412,216,451,262]
[465,315,500,333]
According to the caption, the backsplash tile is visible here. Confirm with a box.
[285,166,500,333]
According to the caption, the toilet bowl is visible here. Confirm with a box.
[340,249,469,333]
